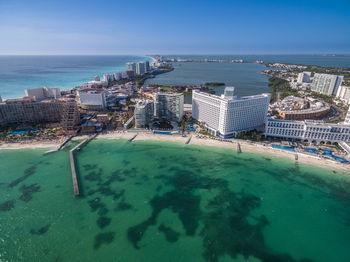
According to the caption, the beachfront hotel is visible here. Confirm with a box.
[25,86,61,101]
[264,118,350,143]
[154,93,184,122]
[76,89,107,111]
[192,87,270,138]
[311,73,343,96]
[126,62,137,74]
[134,100,154,128]
[0,96,80,131]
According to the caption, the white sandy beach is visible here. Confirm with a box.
[94,131,350,173]
[1,131,349,173]
[0,141,60,150]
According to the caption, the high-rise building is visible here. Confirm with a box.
[126,62,137,73]
[311,73,343,96]
[192,87,270,138]
[136,62,146,75]
[0,97,62,126]
[145,61,150,72]
[154,93,184,121]
[25,87,61,101]
[345,109,350,125]
[297,72,312,84]
[60,99,80,131]
[113,72,121,81]
[336,85,350,104]
[77,89,107,111]
[134,100,154,128]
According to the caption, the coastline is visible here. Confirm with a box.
[75,132,350,173]
[1,131,349,173]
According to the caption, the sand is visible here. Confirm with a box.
[1,131,349,173]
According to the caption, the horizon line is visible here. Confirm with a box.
[1,53,350,56]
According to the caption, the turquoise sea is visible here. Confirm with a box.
[0,55,152,99]
[1,139,350,262]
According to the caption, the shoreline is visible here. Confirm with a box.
[45,132,350,173]
[1,131,349,173]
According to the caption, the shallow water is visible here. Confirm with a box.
[1,139,350,262]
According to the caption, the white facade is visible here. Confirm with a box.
[126,62,137,73]
[345,109,350,125]
[265,118,350,143]
[121,71,129,79]
[25,87,61,100]
[192,88,270,138]
[136,62,146,75]
[134,100,154,128]
[311,73,343,96]
[77,91,107,109]
[297,72,311,84]
[113,72,121,81]
[336,86,350,104]
[154,93,184,121]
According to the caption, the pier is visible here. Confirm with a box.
[237,143,242,153]
[129,134,138,142]
[69,135,97,197]
[185,135,192,144]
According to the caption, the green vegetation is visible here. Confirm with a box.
[293,65,350,84]
[204,82,225,86]
[199,130,215,137]
[203,89,215,94]
[236,130,264,141]
[305,90,335,104]
[159,86,174,92]
[268,77,298,102]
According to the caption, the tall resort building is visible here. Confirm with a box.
[134,100,154,128]
[297,72,311,84]
[345,108,350,125]
[311,73,343,96]
[192,87,270,138]
[136,62,146,75]
[154,93,184,121]
[126,62,137,74]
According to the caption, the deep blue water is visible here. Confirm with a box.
[0,55,152,99]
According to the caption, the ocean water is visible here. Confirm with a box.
[1,139,350,262]
[0,55,152,99]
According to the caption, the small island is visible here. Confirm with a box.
[204,82,225,86]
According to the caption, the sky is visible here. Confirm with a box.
[0,0,349,55]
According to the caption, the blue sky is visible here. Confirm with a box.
[0,0,349,54]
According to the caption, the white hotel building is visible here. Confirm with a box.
[192,87,270,138]
[264,116,350,143]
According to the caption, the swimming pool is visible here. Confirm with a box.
[272,144,296,152]
[321,149,349,163]
[305,148,318,154]
[153,131,172,135]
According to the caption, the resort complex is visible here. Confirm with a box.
[264,118,350,143]
[192,87,270,138]
[1,57,350,163]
